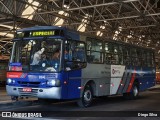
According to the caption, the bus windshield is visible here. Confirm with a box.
[10,38,62,72]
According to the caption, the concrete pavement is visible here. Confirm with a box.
[0,87,37,110]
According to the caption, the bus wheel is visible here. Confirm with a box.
[123,83,139,100]
[77,85,93,107]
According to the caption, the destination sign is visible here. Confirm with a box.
[16,29,64,38]
[32,31,55,36]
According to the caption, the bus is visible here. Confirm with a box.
[0,60,8,86]
[6,26,156,107]
[156,71,160,83]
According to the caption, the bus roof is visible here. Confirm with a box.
[17,26,65,32]
[16,26,154,51]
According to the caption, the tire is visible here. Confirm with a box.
[123,83,139,100]
[77,85,93,107]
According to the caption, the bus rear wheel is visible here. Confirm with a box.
[77,85,93,107]
[123,83,139,100]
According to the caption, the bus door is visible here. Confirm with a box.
[65,69,82,99]
[64,40,86,99]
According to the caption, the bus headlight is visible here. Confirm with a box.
[7,79,12,84]
[47,79,60,86]
[7,79,15,84]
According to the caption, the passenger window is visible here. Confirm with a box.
[86,39,103,63]
[136,49,142,66]
[123,47,130,65]
[146,52,154,67]
[142,51,147,66]
[119,45,123,64]
[130,48,138,66]
[104,43,122,65]
[104,42,111,64]
[112,44,119,64]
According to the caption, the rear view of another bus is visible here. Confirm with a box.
[0,61,8,86]
[156,70,160,84]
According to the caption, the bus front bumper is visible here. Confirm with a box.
[6,85,62,99]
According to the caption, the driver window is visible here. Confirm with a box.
[64,40,86,71]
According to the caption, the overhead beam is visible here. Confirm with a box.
[66,0,139,11]
[0,1,13,15]
[95,12,160,21]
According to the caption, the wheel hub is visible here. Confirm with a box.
[133,86,138,97]
[84,90,91,102]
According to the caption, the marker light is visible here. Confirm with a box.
[12,80,16,84]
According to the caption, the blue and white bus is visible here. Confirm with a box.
[6,26,156,107]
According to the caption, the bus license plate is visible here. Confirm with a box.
[23,88,32,92]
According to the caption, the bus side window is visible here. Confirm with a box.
[87,55,94,62]
[119,45,123,64]
[142,50,147,66]
[86,39,103,63]
[123,47,130,65]
[136,49,142,66]
[104,42,112,64]
[151,52,155,67]
[112,44,119,64]
[73,47,85,62]
[147,52,154,67]
[130,48,138,66]
[65,40,86,71]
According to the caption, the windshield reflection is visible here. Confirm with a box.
[10,39,62,72]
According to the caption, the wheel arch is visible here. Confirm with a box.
[84,80,96,96]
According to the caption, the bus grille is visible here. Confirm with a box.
[18,88,38,97]
[18,81,40,87]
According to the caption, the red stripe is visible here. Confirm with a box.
[126,70,136,92]
[22,73,27,78]
[7,72,23,78]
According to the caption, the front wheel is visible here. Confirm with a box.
[123,84,139,100]
[77,85,93,107]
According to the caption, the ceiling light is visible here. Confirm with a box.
[63,4,69,9]
[0,32,14,38]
